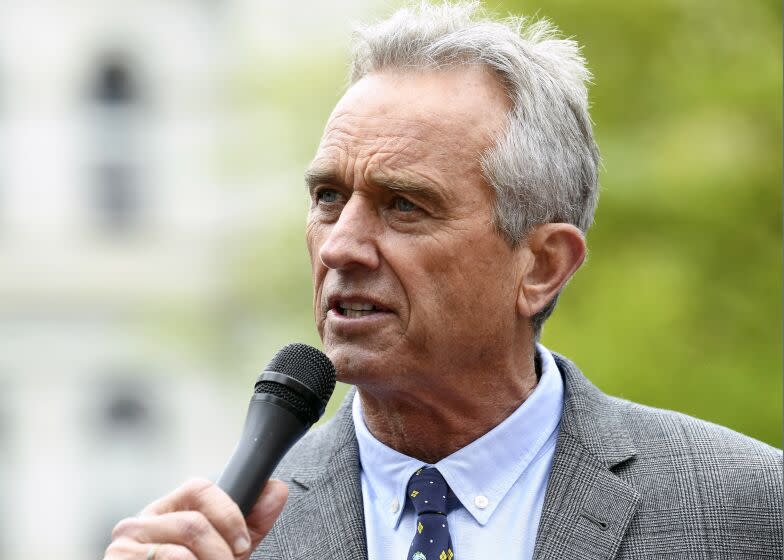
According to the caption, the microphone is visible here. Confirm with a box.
[216,343,336,515]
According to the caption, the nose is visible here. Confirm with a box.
[318,195,380,271]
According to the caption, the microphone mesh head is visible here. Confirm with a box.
[255,343,336,422]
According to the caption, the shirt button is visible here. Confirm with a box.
[391,498,400,513]
[474,495,489,509]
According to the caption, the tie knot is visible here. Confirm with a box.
[406,467,449,515]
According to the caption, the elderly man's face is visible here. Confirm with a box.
[306,67,523,392]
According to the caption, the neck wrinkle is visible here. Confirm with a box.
[356,356,538,463]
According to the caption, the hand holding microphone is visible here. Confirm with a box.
[104,344,336,560]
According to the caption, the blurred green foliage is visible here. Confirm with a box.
[223,1,781,445]
[502,0,781,446]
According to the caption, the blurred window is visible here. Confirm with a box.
[92,373,158,442]
[93,59,136,105]
[105,387,149,431]
[93,163,139,234]
[88,54,143,235]
[0,70,4,234]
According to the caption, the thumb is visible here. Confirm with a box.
[242,479,288,557]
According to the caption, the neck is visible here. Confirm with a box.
[357,346,539,464]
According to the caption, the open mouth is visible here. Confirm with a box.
[333,301,386,319]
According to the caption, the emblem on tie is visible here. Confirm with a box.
[412,553,426,560]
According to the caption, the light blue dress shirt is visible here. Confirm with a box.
[352,344,564,560]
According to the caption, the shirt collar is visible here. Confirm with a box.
[352,343,564,527]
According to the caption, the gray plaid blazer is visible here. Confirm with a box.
[252,353,782,559]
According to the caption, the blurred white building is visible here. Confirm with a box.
[0,1,377,558]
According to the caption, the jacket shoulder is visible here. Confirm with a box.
[611,395,781,469]
[608,397,782,557]
[554,352,781,558]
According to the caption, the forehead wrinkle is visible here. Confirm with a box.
[327,111,454,140]
[323,114,471,166]
[320,124,437,162]
[311,130,442,184]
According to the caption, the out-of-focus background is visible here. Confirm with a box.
[0,0,778,558]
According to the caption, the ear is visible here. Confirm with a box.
[516,223,586,319]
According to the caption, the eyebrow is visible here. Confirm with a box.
[304,167,343,194]
[304,166,447,206]
[368,173,447,206]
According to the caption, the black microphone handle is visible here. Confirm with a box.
[216,395,310,516]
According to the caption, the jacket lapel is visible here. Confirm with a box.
[274,392,368,560]
[533,354,640,560]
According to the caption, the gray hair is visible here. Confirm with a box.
[349,0,600,338]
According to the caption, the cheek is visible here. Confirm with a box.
[305,219,319,256]
[305,224,328,314]
[409,239,515,323]
[398,249,470,322]
[305,222,326,272]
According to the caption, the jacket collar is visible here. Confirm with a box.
[553,352,637,469]
[531,353,640,560]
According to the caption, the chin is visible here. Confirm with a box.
[324,342,391,387]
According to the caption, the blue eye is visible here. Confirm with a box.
[317,189,339,203]
[394,197,417,212]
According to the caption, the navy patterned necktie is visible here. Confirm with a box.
[406,467,454,560]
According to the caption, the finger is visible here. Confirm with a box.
[245,480,288,550]
[141,478,251,556]
[147,544,197,560]
[112,511,235,560]
[104,537,197,560]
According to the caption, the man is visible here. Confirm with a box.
[105,2,782,559]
